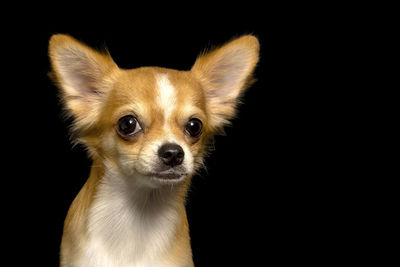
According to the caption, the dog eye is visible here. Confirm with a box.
[185,118,203,138]
[117,115,142,137]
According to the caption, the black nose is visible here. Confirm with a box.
[158,143,185,167]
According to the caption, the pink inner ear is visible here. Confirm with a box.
[63,72,103,97]
[58,50,105,97]
[205,48,253,100]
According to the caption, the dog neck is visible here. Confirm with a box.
[67,157,192,266]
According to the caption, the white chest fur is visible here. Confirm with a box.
[77,172,184,267]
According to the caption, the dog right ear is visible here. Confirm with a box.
[49,34,118,132]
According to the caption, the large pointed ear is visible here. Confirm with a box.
[49,34,118,133]
[191,35,259,130]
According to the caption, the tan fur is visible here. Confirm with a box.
[49,34,259,266]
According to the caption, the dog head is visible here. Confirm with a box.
[49,34,259,187]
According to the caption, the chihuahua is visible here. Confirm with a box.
[49,34,259,267]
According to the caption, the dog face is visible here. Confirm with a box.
[98,68,209,185]
[49,34,259,187]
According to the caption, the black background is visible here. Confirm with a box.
[2,5,377,266]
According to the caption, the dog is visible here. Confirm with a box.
[49,33,259,267]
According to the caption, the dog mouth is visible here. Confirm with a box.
[146,169,188,182]
[151,172,186,180]
[133,162,190,184]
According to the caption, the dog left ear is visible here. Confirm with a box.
[191,35,259,130]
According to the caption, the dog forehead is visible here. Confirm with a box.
[111,67,205,113]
